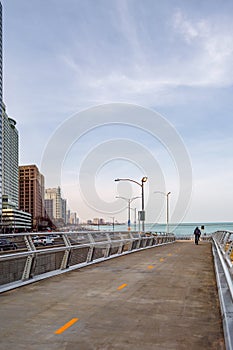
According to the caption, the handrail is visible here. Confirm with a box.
[212,231,233,269]
[0,231,175,293]
[211,231,233,350]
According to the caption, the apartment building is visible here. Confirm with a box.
[19,165,45,229]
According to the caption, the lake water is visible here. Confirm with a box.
[87,222,233,236]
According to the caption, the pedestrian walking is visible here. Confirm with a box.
[194,226,201,245]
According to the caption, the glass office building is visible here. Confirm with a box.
[0,2,3,215]
[2,104,19,208]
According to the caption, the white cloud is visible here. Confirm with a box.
[172,9,233,87]
[173,10,200,43]
[57,7,233,111]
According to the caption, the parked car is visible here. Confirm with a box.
[46,234,60,239]
[0,239,18,251]
[32,236,54,246]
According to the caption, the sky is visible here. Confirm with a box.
[2,0,233,224]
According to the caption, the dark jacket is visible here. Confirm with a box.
[194,227,201,236]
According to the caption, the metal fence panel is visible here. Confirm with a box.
[0,231,175,292]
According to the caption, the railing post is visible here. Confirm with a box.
[136,233,141,249]
[149,236,154,246]
[222,232,230,246]
[22,235,36,281]
[117,233,125,254]
[104,233,112,258]
[219,231,227,245]
[86,233,95,263]
[129,232,135,251]
[142,236,147,248]
[24,235,36,251]
[60,234,71,270]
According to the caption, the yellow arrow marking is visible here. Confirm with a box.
[147,265,155,269]
[55,318,79,335]
[117,283,128,290]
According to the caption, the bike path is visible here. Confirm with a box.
[0,241,225,349]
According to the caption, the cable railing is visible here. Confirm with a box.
[0,231,175,293]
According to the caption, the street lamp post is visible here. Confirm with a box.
[116,196,140,231]
[166,192,171,233]
[115,177,148,232]
[154,191,171,233]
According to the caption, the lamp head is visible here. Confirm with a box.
[115,178,120,182]
[141,176,148,183]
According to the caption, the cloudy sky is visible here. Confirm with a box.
[2,0,233,224]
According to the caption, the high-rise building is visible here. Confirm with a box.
[67,209,70,223]
[0,2,3,215]
[45,187,62,220]
[2,103,19,208]
[1,104,31,232]
[0,3,31,232]
[66,210,79,225]
[44,198,53,221]
[61,198,67,224]
[45,187,67,225]
[70,212,79,225]
[19,165,45,229]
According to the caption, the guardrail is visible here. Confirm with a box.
[0,231,175,293]
[211,231,233,350]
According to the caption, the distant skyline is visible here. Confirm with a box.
[2,0,233,223]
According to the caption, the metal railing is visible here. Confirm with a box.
[211,231,233,350]
[174,234,212,241]
[0,231,175,293]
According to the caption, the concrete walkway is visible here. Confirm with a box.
[0,241,225,350]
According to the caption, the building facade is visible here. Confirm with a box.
[61,198,67,224]
[44,198,53,221]
[2,103,19,208]
[1,208,31,233]
[0,2,3,215]
[45,187,61,220]
[45,187,67,225]
[19,165,45,229]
